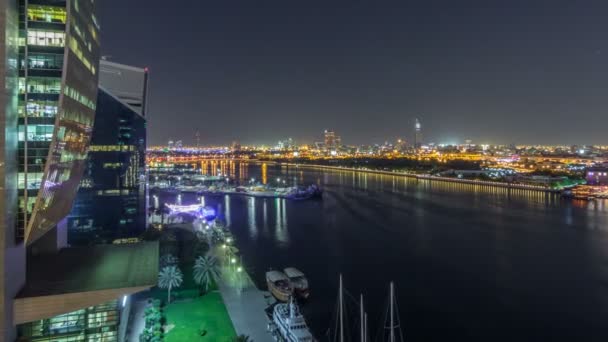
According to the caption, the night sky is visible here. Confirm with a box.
[98,1,608,146]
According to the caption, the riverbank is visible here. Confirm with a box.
[276,162,561,193]
[212,245,275,342]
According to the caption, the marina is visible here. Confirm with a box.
[151,162,608,341]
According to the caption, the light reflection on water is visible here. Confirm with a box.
[247,197,257,238]
[152,162,608,341]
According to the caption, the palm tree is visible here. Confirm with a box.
[193,255,221,292]
[158,265,183,304]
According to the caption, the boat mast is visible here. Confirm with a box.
[364,312,368,342]
[360,294,364,342]
[339,274,344,342]
[390,282,395,342]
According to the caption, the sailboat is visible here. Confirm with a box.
[381,282,404,342]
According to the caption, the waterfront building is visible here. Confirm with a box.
[0,2,157,340]
[586,167,608,186]
[414,118,423,148]
[67,84,147,245]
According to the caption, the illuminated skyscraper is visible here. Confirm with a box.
[68,61,148,246]
[0,2,158,340]
[0,0,23,339]
[68,87,147,245]
[18,0,101,247]
[324,129,341,151]
[414,118,423,148]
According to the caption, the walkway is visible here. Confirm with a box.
[213,246,275,342]
[125,299,147,342]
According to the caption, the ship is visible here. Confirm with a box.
[285,185,323,200]
[284,267,310,299]
[270,297,315,342]
[266,270,293,302]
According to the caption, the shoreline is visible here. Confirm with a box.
[273,162,561,193]
[211,244,275,342]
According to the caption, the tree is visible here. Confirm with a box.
[233,335,252,342]
[193,255,221,292]
[158,265,183,304]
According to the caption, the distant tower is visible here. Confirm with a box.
[414,118,423,148]
[195,130,200,148]
[324,130,336,150]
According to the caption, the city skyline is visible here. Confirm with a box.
[99,0,608,146]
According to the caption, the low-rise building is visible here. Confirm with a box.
[586,167,608,186]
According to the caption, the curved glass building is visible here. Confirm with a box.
[18,0,101,246]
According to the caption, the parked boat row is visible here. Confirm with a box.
[266,268,310,301]
[154,184,323,200]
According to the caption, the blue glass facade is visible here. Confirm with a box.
[68,88,146,245]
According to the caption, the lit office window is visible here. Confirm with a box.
[18,124,55,142]
[27,5,67,24]
[24,100,59,117]
[28,53,64,70]
[27,30,65,47]
[26,77,62,94]
[17,172,44,190]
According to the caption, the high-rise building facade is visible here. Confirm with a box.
[0,3,158,341]
[0,0,25,340]
[98,59,149,116]
[414,118,423,148]
[324,129,341,151]
[18,0,101,247]
[68,86,147,245]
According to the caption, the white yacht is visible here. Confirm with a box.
[271,298,315,342]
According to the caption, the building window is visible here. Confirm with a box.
[27,5,67,24]
[20,99,59,118]
[27,53,64,70]
[18,172,44,190]
[18,124,55,142]
[27,29,65,47]
[22,77,62,94]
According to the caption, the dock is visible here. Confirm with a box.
[212,246,275,342]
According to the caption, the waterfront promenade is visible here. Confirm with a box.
[212,245,275,342]
[278,162,560,193]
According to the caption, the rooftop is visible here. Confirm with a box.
[18,242,158,298]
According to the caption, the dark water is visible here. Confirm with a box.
[154,162,608,341]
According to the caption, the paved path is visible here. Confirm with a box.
[213,246,276,342]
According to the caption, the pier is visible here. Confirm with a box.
[212,245,275,342]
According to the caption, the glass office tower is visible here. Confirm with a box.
[68,87,147,245]
[18,0,101,246]
[0,0,25,340]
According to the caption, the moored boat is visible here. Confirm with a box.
[271,298,315,341]
[266,270,293,302]
[284,267,310,299]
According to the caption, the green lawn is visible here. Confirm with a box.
[164,292,236,342]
